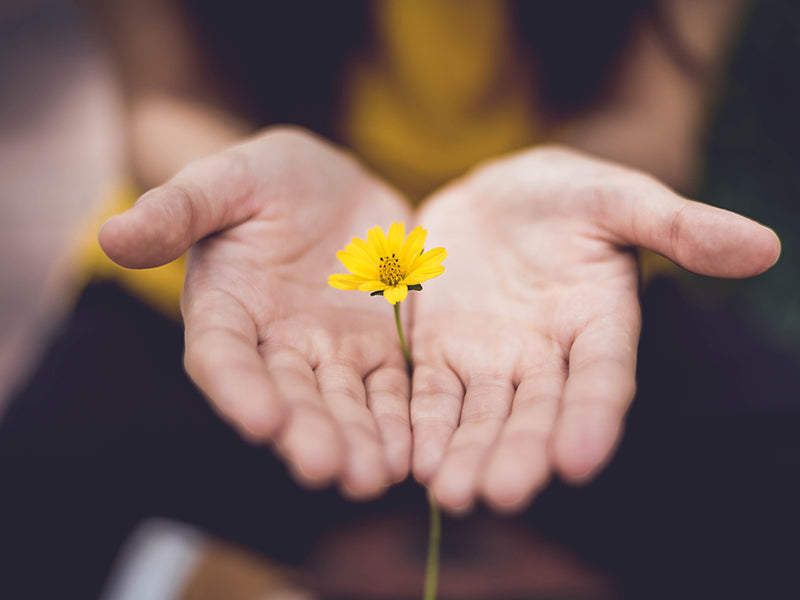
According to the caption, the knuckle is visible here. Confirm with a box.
[342,418,380,443]
[410,414,457,436]
[375,411,410,432]
[159,181,200,247]
[669,202,691,259]
[460,405,508,425]
[412,367,464,397]
[317,363,366,401]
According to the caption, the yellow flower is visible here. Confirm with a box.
[329,222,447,304]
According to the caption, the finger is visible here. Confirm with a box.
[552,311,639,484]
[365,365,412,484]
[479,365,565,512]
[183,287,286,442]
[99,148,260,269]
[430,376,514,514]
[605,175,780,277]
[410,364,464,484]
[316,362,391,499]
[264,346,345,488]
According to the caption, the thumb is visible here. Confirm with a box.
[607,176,781,278]
[99,150,259,269]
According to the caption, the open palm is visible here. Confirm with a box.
[100,128,412,498]
[410,147,780,512]
[101,136,779,510]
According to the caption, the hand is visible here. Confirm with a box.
[410,146,780,513]
[100,127,413,498]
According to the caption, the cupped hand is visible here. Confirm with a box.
[410,146,780,513]
[99,127,413,498]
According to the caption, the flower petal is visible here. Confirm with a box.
[328,273,365,290]
[367,225,389,257]
[387,222,405,253]
[337,250,380,279]
[400,226,427,267]
[383,284,408,305]
[345,239,376,264]
[403,265,445,285]
[351,236,380,262]
[358,280,389,292]
[409,247,447,272]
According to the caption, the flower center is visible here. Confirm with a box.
[379,254,403,286]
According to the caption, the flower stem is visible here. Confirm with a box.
[423,492,441,600]
[392,302,440,600]
[393,303,413,371]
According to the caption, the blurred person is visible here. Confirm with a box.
[1,0,799,598]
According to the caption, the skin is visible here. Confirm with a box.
[411,146,780,513]
[101,128,413,499]
[99,129,780,512]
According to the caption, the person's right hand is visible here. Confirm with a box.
[99,127,413,499]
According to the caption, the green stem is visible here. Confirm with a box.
[392,302,440,600]
[423,492,441,600]
[394,303,413,371]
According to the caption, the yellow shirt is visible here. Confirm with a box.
[339,0,540,203]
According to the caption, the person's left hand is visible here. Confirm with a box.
[409,146,780,513]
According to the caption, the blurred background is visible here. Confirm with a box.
[0,0,122,410]
[1,1,799,598]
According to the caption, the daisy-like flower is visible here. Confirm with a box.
[328,222,446,305]
[329,221,445,600]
